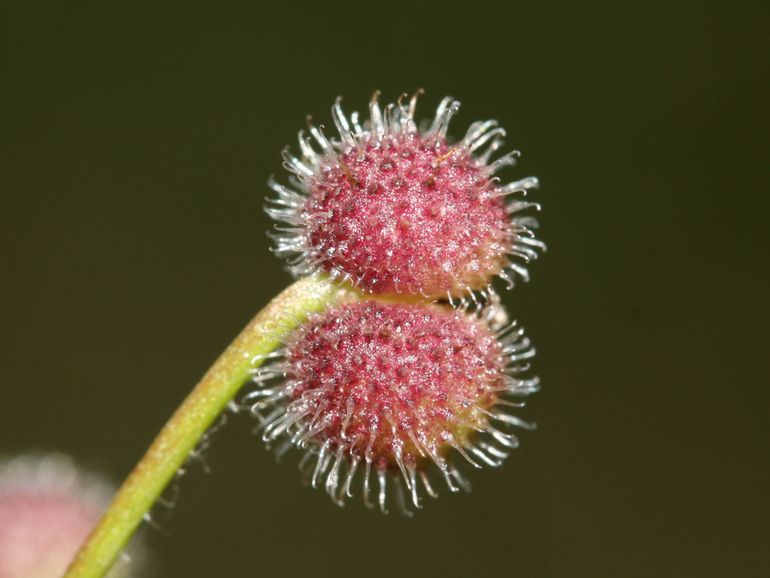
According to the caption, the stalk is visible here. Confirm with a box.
[65,275,353,578]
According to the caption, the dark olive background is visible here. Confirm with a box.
[1,1,768,577]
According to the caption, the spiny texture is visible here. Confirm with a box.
[245,300,539,514]
[267,92,545,299]
[0,455,136,578]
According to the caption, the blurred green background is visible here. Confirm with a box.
[1,1,768,576]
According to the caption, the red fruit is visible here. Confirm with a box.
[0,454,139,578]
[267,92,544,299]
[245,299,539,514]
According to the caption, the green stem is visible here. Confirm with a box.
[65,275,353,578]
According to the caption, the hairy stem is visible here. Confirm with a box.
[65,275,353,578]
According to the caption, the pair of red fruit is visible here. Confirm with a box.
[251,91,545,514]
[1,91,545,578]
